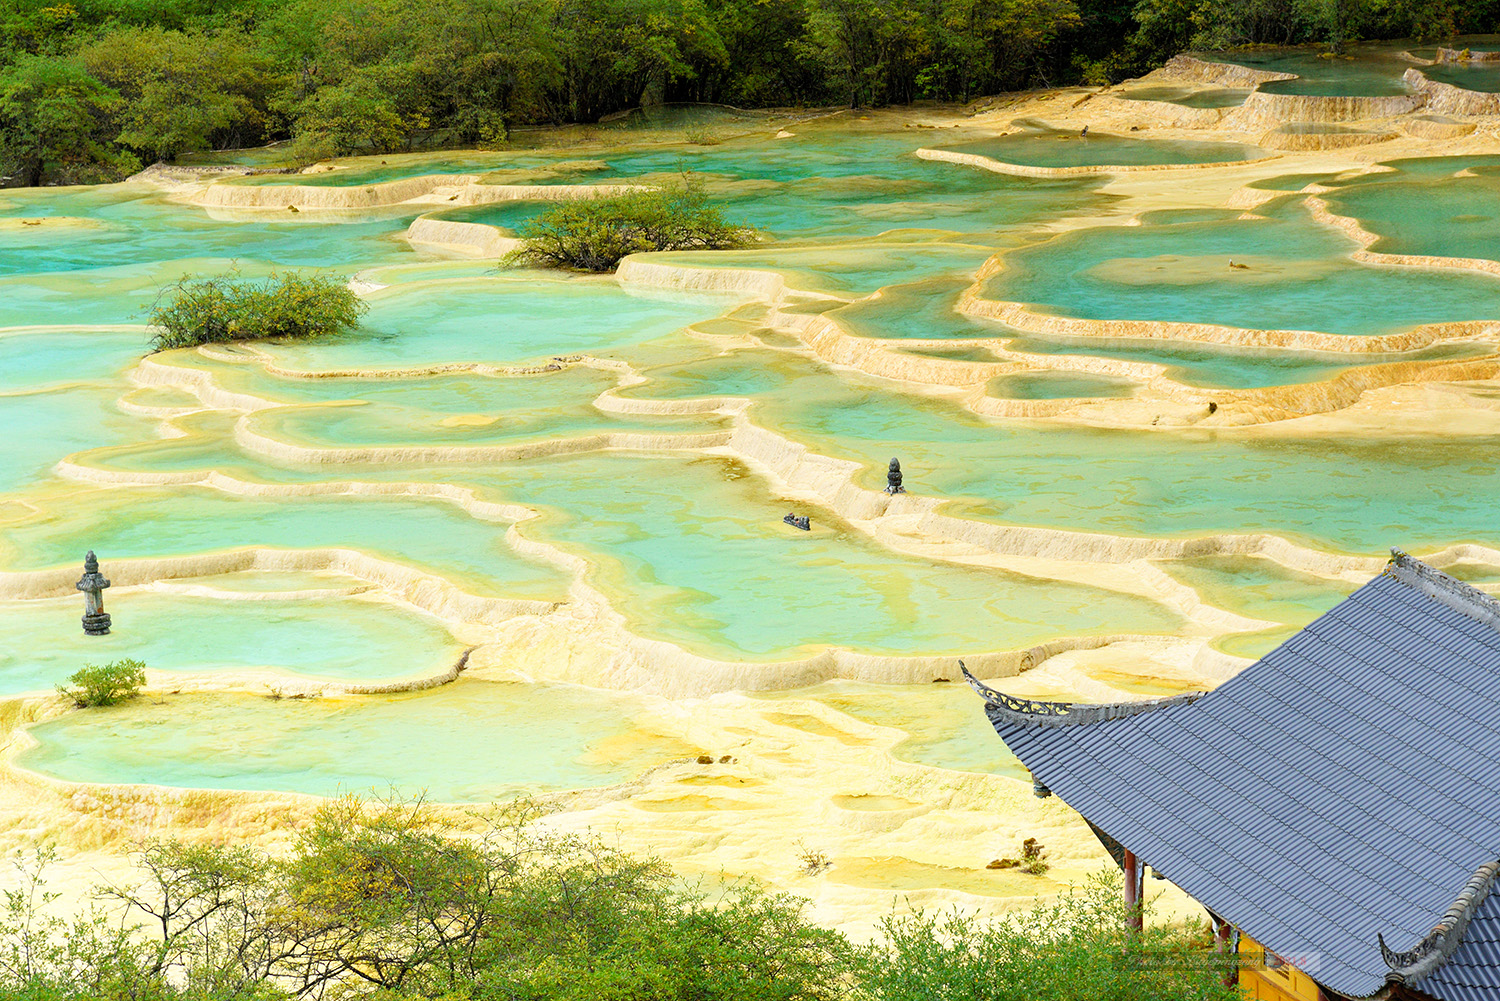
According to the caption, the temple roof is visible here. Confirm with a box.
[968,551,1500,999]
[1410,867,1500,1001]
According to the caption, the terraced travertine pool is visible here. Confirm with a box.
[7,84,1500,926]
[935,125,1264,168]
[980,197,1500,339]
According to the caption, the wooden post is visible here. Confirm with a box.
[1122,850,1143,932]
[1214,918,1237,987]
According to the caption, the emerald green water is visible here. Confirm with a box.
[1426,64,1500,93]
[1116,85,1251,108]
[1158,556,1354,628]
[1322,156,1500,264]
[987,371,1137,400]
[646,242,992,297]
[826,274,1487,390]
[1247,172,1350,192]
[7,113,1500,803]
[1001,334,1415,389]
[985,198,1500,337]
[1206,45,1415,96]
[468,452,1184,659]
[936,127,1261,168]
[0,591,463,694]
[0,330,145,390]
[0,487,570,601]
[18,681,691,801]
[241,365,720,450]
[269,279,747,369]
[687,349,1500,554]
[0,186,420,278]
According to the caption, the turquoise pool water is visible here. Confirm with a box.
[1426,64,1500,93]
[936,127,1261,168]
[1205,45,1415,96]
[984,198,1500,337]
[469,451,1185,659]
[0,186,420,278]
[0,591,464,694]
[1115,85,1251,108]
[3,113,1498,810]
[265,278,748,369]
[17,681,691,801]
[987,371,1137,399]
[695,351,1500,554]
[1322,156,1500,264]
[0,486,571,601]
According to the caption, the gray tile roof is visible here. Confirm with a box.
[969,553,1500,999]
[1415,877,1500,1001]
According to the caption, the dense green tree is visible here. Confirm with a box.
[285,74,408,158]
[1124,0,1209,71]
[79,26,277,161]
[546,0,728,122]
[0,52,135,184]
[685,0,824,105]
[0,0,1497,186]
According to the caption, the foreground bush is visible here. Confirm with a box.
[0,798,1239,1001]
[56,658,146,707]
[149,271,367,351]
[854,873,1238,1001]
[504,179,754,273]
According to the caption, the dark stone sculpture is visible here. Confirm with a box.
[76,551,111,635]
[783,512,810,531]
[885,457,905,494]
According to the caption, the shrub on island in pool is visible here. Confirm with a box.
[503,178,756,273]
[148,271,367,350]
[57,658,145,708]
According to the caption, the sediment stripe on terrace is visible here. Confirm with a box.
[233,420,736,465]
[405,216,523,257]
[192,172,647,211]
[1223,90,1421,128]
[616,252,1500,424]
[959,245,1500,354]
[915,147,1282,178]
[1154,54,1297,88]
[1403,68,1500,116]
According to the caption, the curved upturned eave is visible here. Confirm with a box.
[1381,859,1500,985]
[959,661,1205,730]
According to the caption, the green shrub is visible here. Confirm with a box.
[57,658,146,707]
[504,178,754,273]
[853,872,1239,1001]
[0,800,1240,1001]
[148,271,367,351]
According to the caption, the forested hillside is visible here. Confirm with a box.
[0,0,1489,185]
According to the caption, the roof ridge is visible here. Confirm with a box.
[1386,549,1500,633]
[960,662,1205,729]
[1381,858,1500,985]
